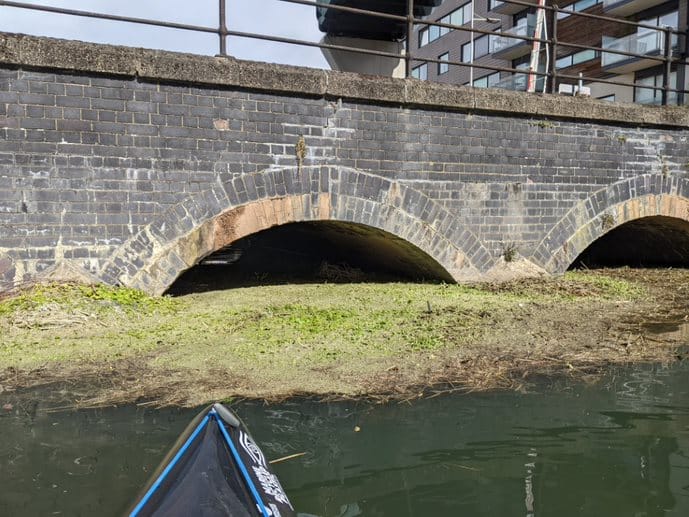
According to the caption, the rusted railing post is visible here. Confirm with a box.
[662,26,673,105]
[680,24,689,106]
[549,4,558,94]
[405,0,414,78]
[218,0,228,56]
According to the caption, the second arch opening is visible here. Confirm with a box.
[570,216,689,269]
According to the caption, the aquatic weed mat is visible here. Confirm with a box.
[0,270,687,407]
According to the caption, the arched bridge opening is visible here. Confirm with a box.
[166,221,454,295]
[570,216,689,269]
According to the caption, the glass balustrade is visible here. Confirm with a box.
[493,74,528,91]
[490,23,531,54]
[602,29,675,67]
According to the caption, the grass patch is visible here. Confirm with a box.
[472,271,645,302]
[258,304,356,336]
[0,283,181,367]
[562,271,646,299]
[0,283,179,317]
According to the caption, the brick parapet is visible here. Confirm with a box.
[1,32,688,127]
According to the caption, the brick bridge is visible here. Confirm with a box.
[2,33,689,294]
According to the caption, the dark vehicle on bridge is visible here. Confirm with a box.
[317,0,442,40]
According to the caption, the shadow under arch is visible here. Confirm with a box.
[166,219,457,294]
[533,174,689,273]
[100,166,490,295]
[570,215,689,268]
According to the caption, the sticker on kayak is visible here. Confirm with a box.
[240,430,294,512]
[252,464,292,507]
[240,429,268,468]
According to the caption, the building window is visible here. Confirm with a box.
[438,52,450,75]
[556,49,599,69]
[635,71,677,105]
[429,24,441,42]
[418,2,473,48]
[557,0,602,20]
[462,34,492,62]
[512,54,530,68]
[418,27,429,47]
[488,0,504,11]
[474,34,490,59]
[573,0,599,11]
[448,2,472,27]
[461,42,471,62]
[439,22,451,38]
[473,72,501,88]
[513,11,528,26]
[641,11,678,31]
[412,63,428,80]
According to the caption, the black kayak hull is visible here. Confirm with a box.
[127,403,296,517]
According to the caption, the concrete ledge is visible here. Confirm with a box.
[1,31,688,127]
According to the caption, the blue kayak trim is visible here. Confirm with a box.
[129,413,211,517]
[213,409,270,517]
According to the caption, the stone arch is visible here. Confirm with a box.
[100,165,491,294]
[533,174,689,273]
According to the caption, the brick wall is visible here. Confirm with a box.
[1,34,689,293]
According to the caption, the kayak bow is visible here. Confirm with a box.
[127,403,296,517]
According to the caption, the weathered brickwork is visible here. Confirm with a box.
[1,35,689,294]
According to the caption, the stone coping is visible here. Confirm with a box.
[1,31,688,127]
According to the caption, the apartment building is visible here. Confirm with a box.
[409,0,688,104]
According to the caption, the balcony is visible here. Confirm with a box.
[636,92,678,105]
[490,23,533,60]
[602,29,676,74]
[602,0,668,18]
[489,0,539,15]
[493,74,527,91]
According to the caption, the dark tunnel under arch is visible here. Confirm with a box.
[570,216,689,269]
[166,221,454,295]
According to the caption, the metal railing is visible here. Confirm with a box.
[0,0,687,105]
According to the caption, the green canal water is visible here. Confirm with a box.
[2,363,689,516]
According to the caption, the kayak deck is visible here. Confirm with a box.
[128,404,295,517]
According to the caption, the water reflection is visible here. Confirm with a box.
[1,362,689,516]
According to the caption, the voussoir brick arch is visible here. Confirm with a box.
[532,174,689,274]
[99,165,492,295]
